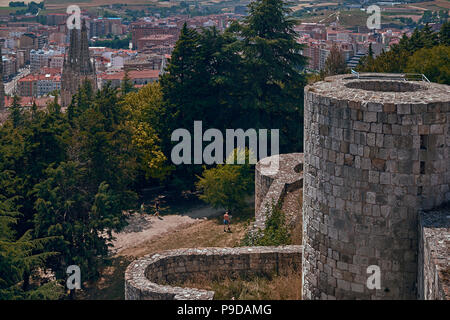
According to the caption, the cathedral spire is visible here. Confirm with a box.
[79,19,93,74]
[0,45,4,109]
[61,19,97,107]
[68,25,79,67]
[0,45,3,75]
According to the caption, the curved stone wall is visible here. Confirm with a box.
[125,246,302,300]
[254,153,303,231]
[302,74,450,300]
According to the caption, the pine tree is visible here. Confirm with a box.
[357,25,446,75]
[160,23,200,115]
[420,23,439,48]
[8,96,23,128]
[440,21,450,46]
[33,161,130,283]
[0,197,62,300]
[121,70,135,95]
[235,0,307,151]
[368,43,374,58]
[159,24,206,189]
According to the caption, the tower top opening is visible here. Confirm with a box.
[344,80,424,92]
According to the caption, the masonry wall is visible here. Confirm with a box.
[125,246,302,300]
[253,153,303,231]
[302,75,450,300]
[418,208,450,300]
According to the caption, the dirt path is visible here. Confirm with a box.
[111,214,202,256]
[111,206,224,256]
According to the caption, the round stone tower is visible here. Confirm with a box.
[302,74,450,300]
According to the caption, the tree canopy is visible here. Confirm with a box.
[357,23,450,84]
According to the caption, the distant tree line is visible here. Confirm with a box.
[91,35,131,49]
[8,1,26,7]
[9,1,44,15]
[357,23,450,85]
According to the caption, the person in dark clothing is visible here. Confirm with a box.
[154,199,160,218]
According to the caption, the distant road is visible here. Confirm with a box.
[4,67,30,96]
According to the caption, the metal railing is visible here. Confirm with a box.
[350,69,430,83]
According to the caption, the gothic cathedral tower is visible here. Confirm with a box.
[0,45,5,109]
[61,19,97,107]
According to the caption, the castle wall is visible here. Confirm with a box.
[253,153,303,231]
[418,208,450,300]
[125,246,302,300]
[302,75,450,299]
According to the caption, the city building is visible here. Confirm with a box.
[98,69,159,89]
[18,70,61,98]
[30,49,61,73]
[2,55,17,81]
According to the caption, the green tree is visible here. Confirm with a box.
[440,21,450,46]
[420,23,439,48]
[195,149,254,214]
[68,79,95,123]
[160,24,232,189]
[357,25,446,75]
[323,44,348,76]
[122,83,172,180]
[33,162,128,283]
[235,0,307,151]
[357,43,375,72]
[405,45,450,85]
[159,0,308,190]
[8,95,23,128]
[121,70,135,95]
[31,81,137,285]
[0,197,62,300]
[160,23,200,122]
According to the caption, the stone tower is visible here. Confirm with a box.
[0,45,5,109]
[61,19,97,107]
[302,74,450,300]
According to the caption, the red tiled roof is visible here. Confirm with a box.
[100,69,159,81]
[18,73,61,82]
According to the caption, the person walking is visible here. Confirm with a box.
[154,199,160,218]
[223,211,231,233]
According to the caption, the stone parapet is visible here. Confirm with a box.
[125,246,302,300]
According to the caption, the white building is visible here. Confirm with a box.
[37,73,61,97]
[30,49,61,73]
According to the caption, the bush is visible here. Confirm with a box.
[242,200,291,246]
[195,148,254,214]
